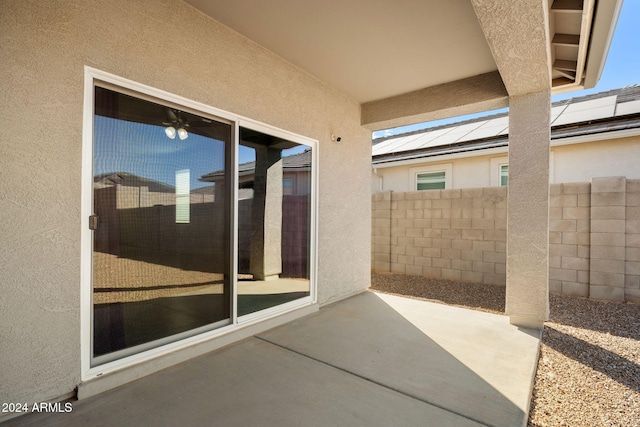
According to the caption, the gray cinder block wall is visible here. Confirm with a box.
[372,187,507,286]
[549,182,591,298]
[372,177,640,303]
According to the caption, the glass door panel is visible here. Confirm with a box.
[92,87,232,363]
[237,127,311,316]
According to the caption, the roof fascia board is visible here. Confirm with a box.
[372,146,509,169]
[551,126,640,147]
[361,71,508,131]
[583,0,625,89]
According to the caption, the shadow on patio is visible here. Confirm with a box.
[8,292,540,427]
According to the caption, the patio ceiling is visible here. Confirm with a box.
[185,0,623,130]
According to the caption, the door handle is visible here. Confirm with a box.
[89,214,99,230]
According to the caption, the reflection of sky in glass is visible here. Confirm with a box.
[95,117,310,187]
[94,116,226,189]
[238,145,255,164]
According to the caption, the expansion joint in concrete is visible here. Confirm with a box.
[253,335,490,426]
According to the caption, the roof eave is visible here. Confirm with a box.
[554,0,625,94]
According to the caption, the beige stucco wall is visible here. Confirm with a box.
[372,153,504,193]
[551,137,640,183]
[372,135,640,192]
[0,0,370,408]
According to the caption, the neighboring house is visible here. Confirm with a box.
[372,86,640,192]
[1,0,622,421]
[371,86,640,304]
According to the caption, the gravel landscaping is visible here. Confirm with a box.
[371,272,640,427]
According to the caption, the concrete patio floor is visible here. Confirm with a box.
[7,291,541,427]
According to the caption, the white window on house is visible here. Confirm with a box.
[500,164,509,186]
[410,163,452,191]
[416,171,446,190]
[490,156,509,187]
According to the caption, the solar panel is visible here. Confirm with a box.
[551,96,616,126]
[615,99,640,117]
[372,90,640,159]
[372,133,423,155]
[392,126,458,152]
[458,116,509,142]
[420,121,488,148]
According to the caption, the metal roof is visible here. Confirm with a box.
[372,85,640,163]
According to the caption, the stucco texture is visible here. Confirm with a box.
[0,0,371,407]
[505,91,551,324]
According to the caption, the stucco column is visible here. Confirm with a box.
[250,146,283,280]
[506,90,551,329]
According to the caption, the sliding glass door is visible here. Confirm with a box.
[92,86,232,363]
[88,80,315,367]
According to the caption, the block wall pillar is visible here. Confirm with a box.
[589,177,627,301]
[505,91,550,329]
[626,179,640,302]
[371,191,392,272]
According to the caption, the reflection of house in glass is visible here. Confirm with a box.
[92,147,311,286]
[94,171,216,209]
[93,172,220,272]
[200,148,312,197]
